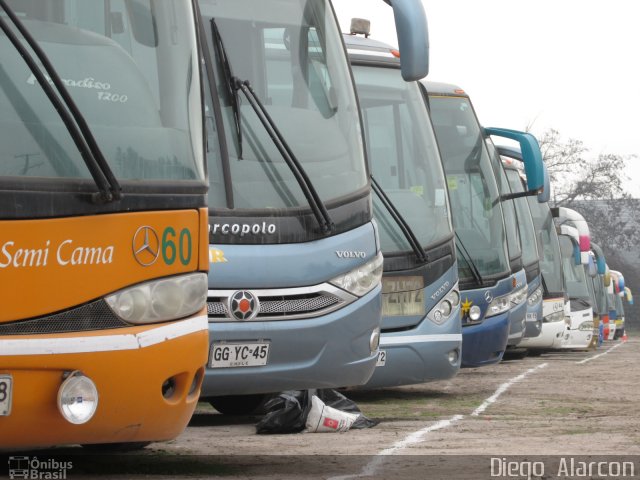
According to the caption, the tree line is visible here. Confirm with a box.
[533,128,639,330]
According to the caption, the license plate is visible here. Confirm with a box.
[382,276,425,317]
[376,350,387,367]
[0,375,12,416]
[526,313,538,321]
[210,343,270,368]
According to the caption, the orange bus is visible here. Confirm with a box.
[0,0,209,449]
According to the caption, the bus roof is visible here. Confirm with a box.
[343,34,400,67]
[421,81,466,97]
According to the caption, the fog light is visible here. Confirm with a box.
[370,328,381,352]
[469,305,481,321]
[57,371,98,425]
[448,349,459,365]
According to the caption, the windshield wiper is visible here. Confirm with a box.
[455,232,484,286]
[209,19,333,234]
[371,176,427,263]
[0,0,121,203]
[210,19,243,159]
[235,78,334,233]
[540,272,549,295]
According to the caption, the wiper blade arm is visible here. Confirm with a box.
[540,273,549,295]
[210,19,243,159]
[235,79,334,234]
[0,0,121,203]
[371,176,427,263]
[455,232,484,286]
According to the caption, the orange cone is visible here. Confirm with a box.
[622,333,628,342]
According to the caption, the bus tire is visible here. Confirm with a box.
[208,394,267,415]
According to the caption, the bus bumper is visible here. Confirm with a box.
[0,316,208,449]
[523,297,543,339]
[361,308,462,389]
[560,327,593,349]
[507,301,527,347]
[461,312,510,368]
[201,286,381,396]
[519,320,565,350]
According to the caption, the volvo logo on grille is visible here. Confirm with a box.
[484,290,493,304]
[228,291,260,321]
[132,226,160,266]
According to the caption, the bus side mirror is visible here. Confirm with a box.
[587,256,597,278]
[485,128,544,193]
[538,165,550,203]
[387,0,430,81]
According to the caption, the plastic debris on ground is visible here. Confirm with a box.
[255,389,378,434]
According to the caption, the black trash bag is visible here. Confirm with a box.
[255,389,378,434]
[255,390,311,434]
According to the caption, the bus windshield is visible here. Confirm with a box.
[505,168,539,267]
[352,65,452,255]
[593,275,607,313]
[527,197,564,295]
[585,266,597,307]
[429,95,509,281]
[0,0,204,183]
[559,236,590,301]
[486,141,521,264]
[616,294,625,316]
[202,0,366,217]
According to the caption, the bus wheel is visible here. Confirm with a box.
[209,394,267,415]
[82,442,151,452]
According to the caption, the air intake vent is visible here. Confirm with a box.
[0,300,130,335]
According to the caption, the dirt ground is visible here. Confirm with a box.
[8,337,639,479]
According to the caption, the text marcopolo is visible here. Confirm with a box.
[209,222,276,237]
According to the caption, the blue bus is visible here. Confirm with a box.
[344,32,461,388]
[590,242,609,346]
[424,83,544,367]
[485,139,527,347]
[500,157,544,340]
[197,0,429,413]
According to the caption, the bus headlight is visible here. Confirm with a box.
[510,286,528,307]
[106,273,208,324]
[543,311,565,323]
[579,321,594,331]
[486,294,510,318]
[427,284,460,325]
[330,252,384,297]
[527,286,543,306]
[57,372,98,425]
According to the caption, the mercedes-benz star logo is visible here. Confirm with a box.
[228,291,259,321]
[132,226,160,266]
[484,290,493,304]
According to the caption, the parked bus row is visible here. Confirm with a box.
[0,0,631,452]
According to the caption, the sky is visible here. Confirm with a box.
[332,0,640,197]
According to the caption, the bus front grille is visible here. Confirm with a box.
[207,284,356,322]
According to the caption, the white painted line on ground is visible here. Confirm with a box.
[329,363,548,480]
[576,342,623,364]
[471,363,548,417]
